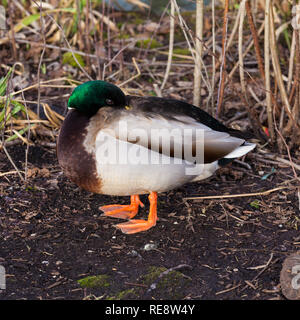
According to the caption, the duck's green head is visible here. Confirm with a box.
[68,80,126,116]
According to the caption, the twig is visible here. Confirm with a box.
[34,0,46,118]
[238,0,248,104]
[216,0,229,117]
[241,253,274,292]
[215,283,242,295]
[264,0,275,141]
[287,30,296,93]
[226,3,242,51]
[256,153,300,171]
[193,0,204,107]
[75,0,83,51]
[102,42,135,80]
[45,14,93,81]
[153,83,162,97]
[160,0,175,91]
[172,0,211,100]
[106,1,112,75]
[9,77,78,97]
[211,0,216,115]
[245,0,265,80]
[2,145,25,182]
[228,21,265,80]
[84,1,91,74]
[285,2,300,137]
[269,3,294,123]
[183,186,294,201]
[15,39,106,60]
[247,253,275,270]
[0,170,25,178]
[22,90,30,182]
[0,63,23,76]
[8,1,17,60]
[118,58,141,87]
[211,6,241,76]
[124,282,147,288]
[92,9,119,32]
[273,107,300,182]
[212,1,242,73]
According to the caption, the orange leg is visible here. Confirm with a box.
[99,195,144,220]
[115,192,158,234]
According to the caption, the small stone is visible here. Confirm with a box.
[127,250,142,259]
[143,243,158,251]
[130,250,138,256]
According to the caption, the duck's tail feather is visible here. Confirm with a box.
[217,142,255,167]
[223,142,256,159]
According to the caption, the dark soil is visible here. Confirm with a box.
[0,144,299,300]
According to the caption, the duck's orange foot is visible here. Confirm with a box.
[99,195,144,220]
[114,192,158,234]
[115,219,156,234]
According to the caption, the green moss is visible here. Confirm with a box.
[133,18,144,25]
[25,185,37,192]
[107,288,139,300]
[173,48,191,56]
[140,266,191,300]
[118,33,130,40]
[76,266,191,299]
[62,52,85,68]
[77,275,111,288]
[1,0,8,7]
[141,266,167,284]
[172,48,192,60]
[136,39,162,49]
[127,12,145,25]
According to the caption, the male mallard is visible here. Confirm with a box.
[57,80,255,234]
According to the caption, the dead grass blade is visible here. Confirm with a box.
[216,0,229,117]
[183,186,295,201]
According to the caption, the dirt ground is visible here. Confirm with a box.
[1,0,300,302]
[0,141,299,300]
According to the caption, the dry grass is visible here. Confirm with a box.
[0,0,299,186]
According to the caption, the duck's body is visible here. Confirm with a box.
[57,81,256,234]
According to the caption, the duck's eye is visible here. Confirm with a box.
[105,98,114,105]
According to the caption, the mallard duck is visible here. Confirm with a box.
[57,80,255,234]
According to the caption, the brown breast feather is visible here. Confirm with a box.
[57,110,102,194]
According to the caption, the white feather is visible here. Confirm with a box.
[95,131,201,195]
[105,113,245,163]
[90,112,255,196]
[224,142,256,159]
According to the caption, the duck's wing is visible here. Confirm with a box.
[99,97,255,164]
[126,95,252,139]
